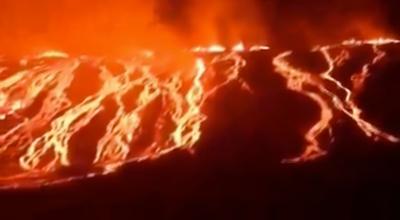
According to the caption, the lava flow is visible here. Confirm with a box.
[0,39,399,188]
[0,44,253,188]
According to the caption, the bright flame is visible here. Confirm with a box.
[232,42,245,52]
[36,50,70,59]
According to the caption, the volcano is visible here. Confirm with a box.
[2,0,400,219]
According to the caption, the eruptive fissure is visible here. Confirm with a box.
[0,39,399,188]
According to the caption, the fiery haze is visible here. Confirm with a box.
[0,0,395,55]
[0,0,265,56]
[0,0,400,188]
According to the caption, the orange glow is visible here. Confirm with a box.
[1,37,400,188]
[274,38,400,162]
[36,50,70,59]
[0,44,259,188]
[232,42,245,52]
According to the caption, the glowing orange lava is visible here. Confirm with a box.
[273,38,400,162]
[0,39,399,188]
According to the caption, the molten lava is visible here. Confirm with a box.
[0,39,399,188]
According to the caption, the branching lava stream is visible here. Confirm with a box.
[0,39,399,188]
